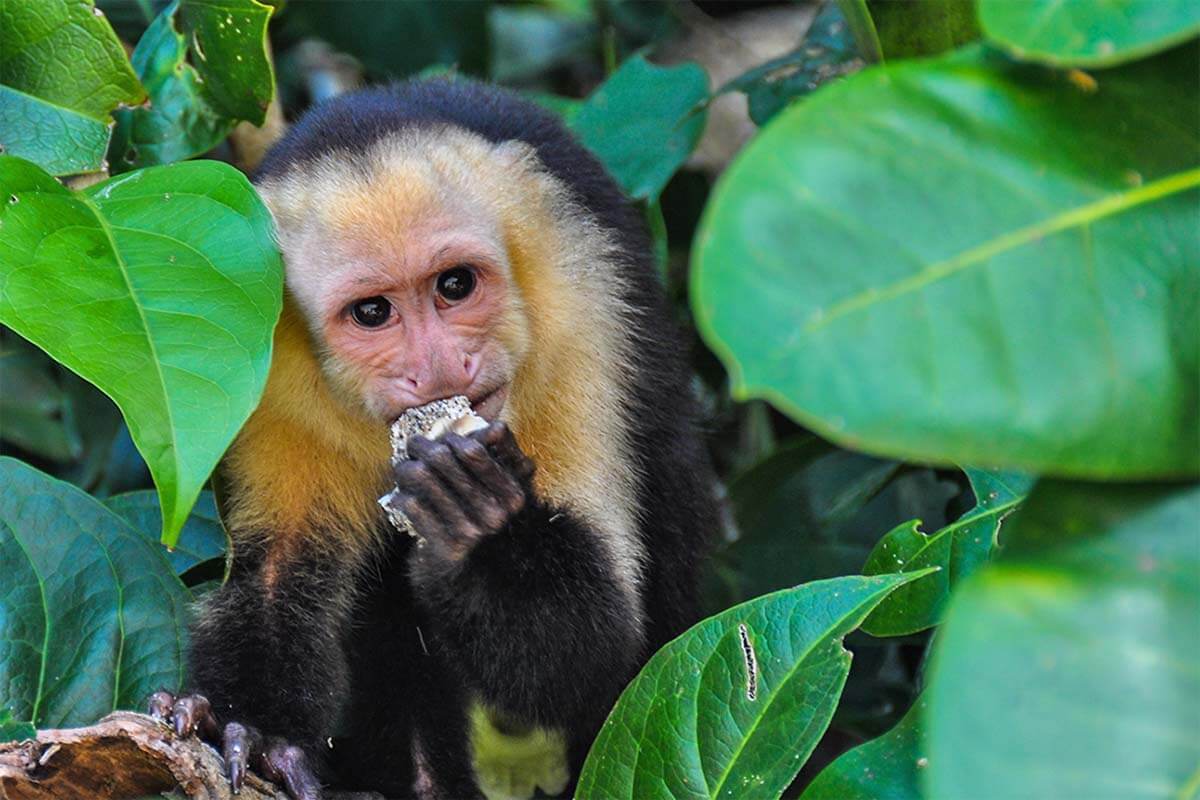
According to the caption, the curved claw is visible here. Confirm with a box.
[223,721,264,794]
[147,690,175,720]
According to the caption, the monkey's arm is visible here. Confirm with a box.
[154,544,356,800]
[399,424,644,730]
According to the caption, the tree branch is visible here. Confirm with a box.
[0,711,286,800]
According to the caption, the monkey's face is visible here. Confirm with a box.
[258,135,535,425]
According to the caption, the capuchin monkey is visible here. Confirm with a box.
[149,78,718,800]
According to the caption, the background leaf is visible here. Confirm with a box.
[800,695,926,800]
[0,457,191,728]
[578,572,931,799]
[177,0,275,124]
[571,54,708,201]
[692,43,1200,480]
[861,469,1033,636]
[712,437,959,610]
[980,0,1200,67]
[867,0,979,59]
[0,156,282,545]
[0,708,36,743]
[0,0,145,175]
[104,490,227,578]
[720,2,865,127]
[926,481,1200,800]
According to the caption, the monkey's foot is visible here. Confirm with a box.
[148,691,324,800]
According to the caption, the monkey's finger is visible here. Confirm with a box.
[260,740,323,800]
[393,490,469,560]
[444,433,527,519]
[147,690,175,720]
[473,422,536,483]
[170,694,213,738]
[223,721,263,793]
[394,456,479,541]
[406,435,477,503]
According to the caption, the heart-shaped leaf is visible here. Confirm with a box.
[571,55,708,201]
[799,694,926,800]
[926,481,1200,799]
[577,571,932,798]
[0,156,283,545]
[0,457,191,728]
[980,0,1200,67]
[0,0,145,175]
[105,490,228,577]
[692,44,1200,480]
[861,469,1033,636]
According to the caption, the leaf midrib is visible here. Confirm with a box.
[806,168,1200,332]
[705,580,905,798]
[76,192,181,527]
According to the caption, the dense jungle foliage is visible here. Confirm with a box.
[1,1,1198,798]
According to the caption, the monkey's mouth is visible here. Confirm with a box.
[470,384,509,420]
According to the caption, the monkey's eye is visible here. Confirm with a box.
[436,266,476,304]
[350,296,392,328]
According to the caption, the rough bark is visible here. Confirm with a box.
[0,712,285,800]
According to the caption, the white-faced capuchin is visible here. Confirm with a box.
[148,78,719,800]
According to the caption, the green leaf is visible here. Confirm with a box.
[177,0,274,124]
[692,44,1200,480]
[800,695,926,800]
[718,438,959,607]
[0,335,79,462]
[488,5,595,83]
[980,0,1200,68]
[0,457,191,728]
[0,708,36,743]
[861,469,1033,636]
[278,0,489,79]
[110,0,275,172]
[571,55,708,201]
[105,490,228,577]
[867,0,979,60]
[926,481,1200,800]
[577,571,933,798]
[0,156,283,545]
[0,0,146,175]
[721,2,864,126]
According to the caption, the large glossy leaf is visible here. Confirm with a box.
[577,571,932,799]
[861,469,1033,636]
[800,694,926,800]
[0,0,145,175]
[926,481,1200,800]
[0,156,282,545]
[0,457,191,728]
[692,44,1200,480]
[105,490,227,577]
[980,0,1200,67]
[571,55,708,201]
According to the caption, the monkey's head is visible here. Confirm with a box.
[256,129,541,425]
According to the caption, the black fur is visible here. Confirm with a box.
[193,77,718,798]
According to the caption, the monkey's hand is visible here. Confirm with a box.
[148,690,323,800]
[394,420,535,563]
